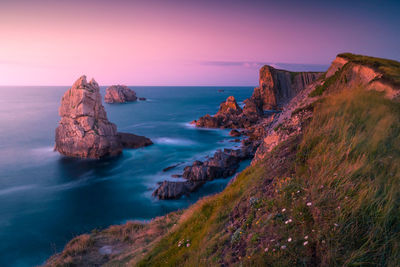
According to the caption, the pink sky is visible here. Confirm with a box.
[0,0,399,86]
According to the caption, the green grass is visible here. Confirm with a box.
[309,64,347,97]
[137,88,400,266]
[338,53,400,87]
[293,89,400,265]
[137,161,268,266]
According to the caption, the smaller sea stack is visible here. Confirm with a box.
[104,85,137,103]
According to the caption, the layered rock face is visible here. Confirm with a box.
[193,66,320,130]
[322,55,400,99]
[104,85,137,103]
[55,76,152,159]
[55,76,122,159]
[251,66,321,110]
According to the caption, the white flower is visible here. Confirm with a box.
[334,223,339,227]
[282,208,286,212]
[284,219,293,224]
[296,190,300,193]
[307,202,312,206]
[288,237,292,242]
[303,241,309,246]
[281,245,287,249]
[304,235,308,239]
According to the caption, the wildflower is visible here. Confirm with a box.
[307,202,312,206]
[337,206,341,209]
[312,229,315,232]
[281,245,287,249]
[270,239,275,242]
[303,241,309,246]
[284,219,293,224]
[296,190,300,193]
[264,247,269,252]
[334,223,339,227]
[186,243,190,247]
[272,249,276,252]
[288,237,292,242]
[322,240,326,244]
[304,235,308,240]
[282,208,286,212]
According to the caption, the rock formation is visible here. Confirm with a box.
[153,146,257,199]
[192,96,249,128]
[104,85,137,103]
[55,76,123,159]
[117,132,153,149]
[55,76,152,159]
[251,66,321,110]
[192,66,321,130]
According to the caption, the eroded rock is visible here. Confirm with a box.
[104,85,137,103]
[55,76,122,159]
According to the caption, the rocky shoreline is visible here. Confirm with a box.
[152,66,321,199]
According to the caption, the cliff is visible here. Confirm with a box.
[46,54,400,266]
[251,66,321,110]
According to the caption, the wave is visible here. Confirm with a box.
[155,137,197,146]
[31,146,58,159]
[0,185,37,196]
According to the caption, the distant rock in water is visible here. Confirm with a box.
[138,97,147,101]
[104,85,137,103]
[55,76,152,159]
[117,132,153,149]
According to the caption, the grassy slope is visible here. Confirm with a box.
[310,53,400,97]
[138,89,400,266]
[338,53,400,87]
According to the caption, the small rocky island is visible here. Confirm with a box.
[104,85,140,103]
[55,76,152,159]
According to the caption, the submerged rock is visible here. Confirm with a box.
[55,76,122,159]
[152,180,204,200]
[104,85,137,103]
[117,132,153,149]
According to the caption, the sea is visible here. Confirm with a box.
[0,85,254,266]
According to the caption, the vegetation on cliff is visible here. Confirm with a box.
[338,53,400,87]
[138,89,400,266]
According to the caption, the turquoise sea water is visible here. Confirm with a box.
[0,86,254,266]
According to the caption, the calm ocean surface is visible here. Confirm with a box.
[0,85,254,266]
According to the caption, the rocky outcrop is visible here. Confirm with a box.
[192,66,321,130]
[251,66,321,110]
[55,76,152,159]
[55,76,122,159]
[320,54,400,99]
[104,85,137,103]
[117,132,153,149]
[153,146,256,199]
[192,96,258,129]
[152,181,204,200]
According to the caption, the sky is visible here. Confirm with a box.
[0,0,399,86]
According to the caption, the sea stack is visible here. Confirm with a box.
[104,85,137,103]
[55,76,122,159]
